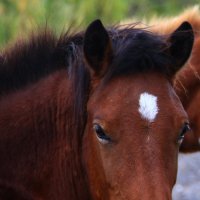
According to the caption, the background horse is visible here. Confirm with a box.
[0,19,193,199]
[146,6,200,152]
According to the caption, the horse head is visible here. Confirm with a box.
[82,20,194,200]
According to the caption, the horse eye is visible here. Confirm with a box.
[93,124,111,144]
[178,123,191,145]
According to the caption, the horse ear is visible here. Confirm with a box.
[168,21,194,75]
[83,19,112,77]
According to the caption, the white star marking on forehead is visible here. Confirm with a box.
[138,92,159,122]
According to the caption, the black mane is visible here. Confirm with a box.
[0,30,84,96]
[107,27,173,80]
[0,24,173,96]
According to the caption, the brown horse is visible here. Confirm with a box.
[0,19,193,199]
[145,6,200,152]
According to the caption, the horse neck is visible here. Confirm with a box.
[0,69,91,200]
[174,37,200,108]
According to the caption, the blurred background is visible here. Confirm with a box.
[0,0,199,47]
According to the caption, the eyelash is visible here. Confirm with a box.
[178,123,190,145]
[93,124,111,144]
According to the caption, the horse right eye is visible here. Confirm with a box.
[93,124,111,144]
[178,123,191,146]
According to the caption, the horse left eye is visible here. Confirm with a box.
[93,124,111,144]
[178,123,191,145]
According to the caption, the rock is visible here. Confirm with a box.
[173,153,200,200]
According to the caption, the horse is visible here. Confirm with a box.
[0,19,193,199]
[144,6,200,152]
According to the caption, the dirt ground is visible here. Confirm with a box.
[173,152,200,200]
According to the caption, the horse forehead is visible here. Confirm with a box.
[90,73,174,111]
[94,75,163,101]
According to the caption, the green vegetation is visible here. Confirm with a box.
[0,0,199,46]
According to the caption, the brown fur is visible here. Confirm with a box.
[142,6,200,152]
[175,37,200,152]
